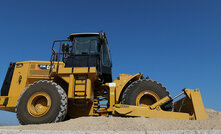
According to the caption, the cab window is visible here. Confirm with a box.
[102,43,111,66]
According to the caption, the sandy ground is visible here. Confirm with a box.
[0,109,220,131]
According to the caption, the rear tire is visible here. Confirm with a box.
[16,80,67,125]
[122,79,173,111]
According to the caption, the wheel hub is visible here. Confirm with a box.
[136,90,160,107]
[27,92,51,117]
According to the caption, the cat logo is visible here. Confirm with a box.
[37,64,55,70]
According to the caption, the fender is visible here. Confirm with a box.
[113,73,143,103]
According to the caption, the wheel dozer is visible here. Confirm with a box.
[0,32,207,125]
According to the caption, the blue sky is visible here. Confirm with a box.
[0,0,221,125]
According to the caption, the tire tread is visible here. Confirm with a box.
[16,80,67,125]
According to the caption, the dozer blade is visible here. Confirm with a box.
[174,89,207,120]
[113,89,207,120]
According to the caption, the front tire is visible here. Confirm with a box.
[16,80,67,125]
[121,79,173,111]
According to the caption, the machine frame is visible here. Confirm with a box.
[0,32,207,124]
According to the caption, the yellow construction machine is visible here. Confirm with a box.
[0,32,207,125]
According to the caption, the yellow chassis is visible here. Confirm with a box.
[0,61,207,120]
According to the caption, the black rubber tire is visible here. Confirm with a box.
[121,79,173,111]
[16,80,67,125]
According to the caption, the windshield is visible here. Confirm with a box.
[72,36,99,55]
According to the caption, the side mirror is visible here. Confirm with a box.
[62,43,69,53]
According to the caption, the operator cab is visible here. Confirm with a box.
[58,32,112,83]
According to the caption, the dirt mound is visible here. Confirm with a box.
[0,109,220,131]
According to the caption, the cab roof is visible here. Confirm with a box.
[70,33,99,36]
[69,33,99,40]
